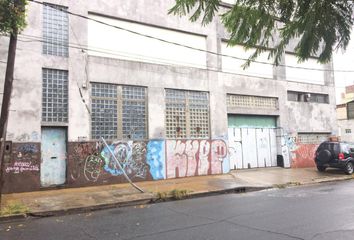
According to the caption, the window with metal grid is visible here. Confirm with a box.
[227,94,278,109]
[122,86,147,139]
[165,89,209,139]
[297,133,330,144]
[91,83,147,140]
[91,83,118,139]
[42,69,68,123]
[43,3,69,57]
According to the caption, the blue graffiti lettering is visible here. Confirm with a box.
[147,140,166,180]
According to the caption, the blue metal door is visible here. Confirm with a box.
[41,128,67,187]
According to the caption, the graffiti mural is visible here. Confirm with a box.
[68,141,153,186]
[5,143,40,174]
[101,141,150,179]
[291,144,318,168]
[2,143,41,193]
[146,140,165,180]
[4,138,231,193]
[84,155,104,182]
[165,140,228,179]
[70,142,102,181]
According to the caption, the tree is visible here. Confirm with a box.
[0,0,27,207]
[0,0,27,34]
[169,0,354,67]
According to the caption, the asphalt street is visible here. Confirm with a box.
[2,180,354,240]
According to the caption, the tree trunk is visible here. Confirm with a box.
[0,32,18,208]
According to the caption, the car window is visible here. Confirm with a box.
[348,144,354,153]
[332,143,340,153]
[317,143,329,152]
[341,143,350,154]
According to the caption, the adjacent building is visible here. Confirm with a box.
[337,86,354,142]
[0,0,337,193]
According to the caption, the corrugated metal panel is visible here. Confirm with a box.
[228,128,243,169]
[241,128,258,168]
[228,115,276,128]
[228,127,278,169]
[270,129,278,167]
[256,129,271,167]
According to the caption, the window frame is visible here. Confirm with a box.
[41,68,69,124]
[287,91,329,104]
[165,89,210,139]
[42,3,69,57]
[90,83,148,140]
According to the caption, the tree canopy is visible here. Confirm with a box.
[0,0,27,34]
[170,0,354,66]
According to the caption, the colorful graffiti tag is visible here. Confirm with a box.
[68,139,229,185]
[101,141,149,179]
[165,140,228,178]
[290,144,318,168]
[146,140,165,180]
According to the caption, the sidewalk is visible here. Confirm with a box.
[1,167,352,221]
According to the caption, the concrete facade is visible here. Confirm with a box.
[0,0,337,193]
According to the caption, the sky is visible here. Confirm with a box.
[333,32,354,104]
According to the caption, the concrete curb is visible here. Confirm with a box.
[0,186,270,223]
[0,213,27,223]
[1,177,351,223]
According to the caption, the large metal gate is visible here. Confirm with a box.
[228,127,277,169]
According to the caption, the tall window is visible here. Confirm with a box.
[42,69,68,123]
[43,3,69,57]
[165,89,209,139]
[91,83,147,140]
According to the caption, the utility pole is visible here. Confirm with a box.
[0,0,22,208]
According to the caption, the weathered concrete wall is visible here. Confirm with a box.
[290,143,318,168]
[285,81,337,134]
[2,143,41,193]
[3,139,229,193]
[67,139,228,188]
[0,0,336,142]
[338,120,354,142]
[337,105,347,120]
[0,0,338,193]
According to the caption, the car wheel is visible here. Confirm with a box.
[345,162,354,175]
[317,166,327,172]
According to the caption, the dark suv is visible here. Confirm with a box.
[315,141,354,174]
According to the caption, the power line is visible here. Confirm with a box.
[27,0,354,73]
[15,34,352,89]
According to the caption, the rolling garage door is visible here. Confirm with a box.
[228,115,277,169]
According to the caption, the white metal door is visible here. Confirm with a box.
[270,129,278,167]
[228,128,243,169]
[241,128,258,168]
[256,128,272,167]
[228,127,278,169]
[41,128,67,187]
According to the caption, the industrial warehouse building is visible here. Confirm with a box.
[0,0,336,193]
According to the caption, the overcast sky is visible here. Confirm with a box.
[333,32,354,104]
